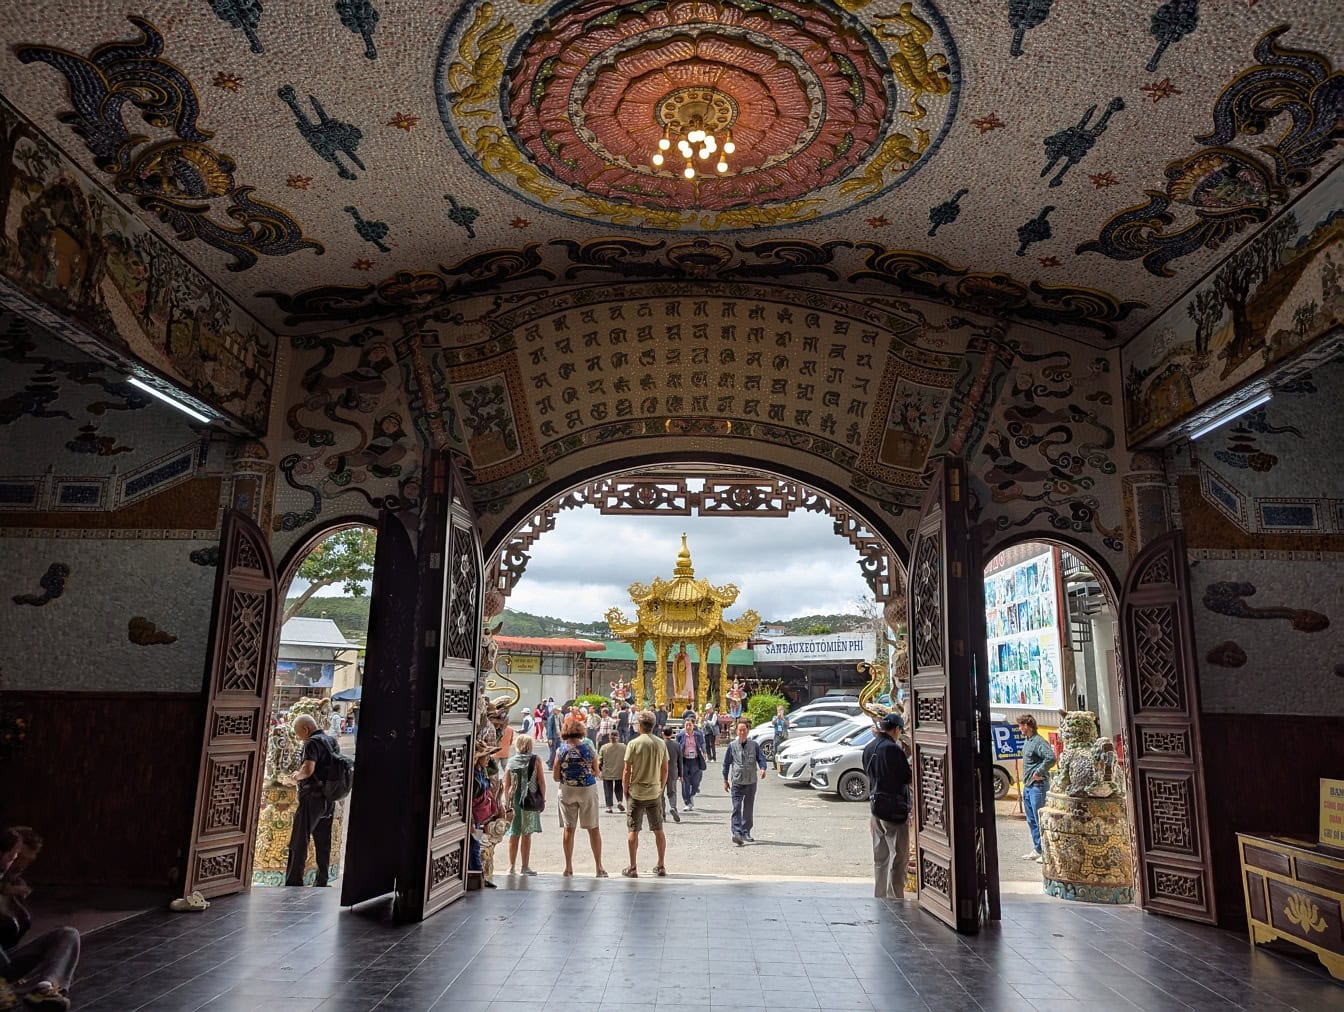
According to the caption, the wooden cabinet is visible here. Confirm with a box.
[1238,834,1344,980]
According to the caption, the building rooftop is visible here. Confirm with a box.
[586,641,754,666]
[495,635,606,654]
[279,616,362,650]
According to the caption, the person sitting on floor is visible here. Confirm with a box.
[0,826,80,1010]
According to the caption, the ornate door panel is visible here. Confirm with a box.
[397,454,481,921]
[1120,531,1217,923]
[341,510,417,907]
[184,510,278,899]
[908,457,996,933]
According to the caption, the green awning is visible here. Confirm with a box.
[586,641,754,666]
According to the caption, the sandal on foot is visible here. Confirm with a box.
[621,866,638,877]
[653,865,667,877]
[20,982,69,1011]
[596,869,609,878]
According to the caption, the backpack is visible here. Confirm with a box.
[315,734,355,803]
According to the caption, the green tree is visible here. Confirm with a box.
[804,623,833,635]
[284,528,376,622]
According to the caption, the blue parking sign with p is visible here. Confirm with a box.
[991,723,1023,760]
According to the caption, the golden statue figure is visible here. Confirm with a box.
[606,535,759,712]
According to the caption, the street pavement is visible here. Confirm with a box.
[509,766,1046,887]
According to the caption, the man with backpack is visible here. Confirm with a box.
[862,713,912,899]
[285,714,349,887]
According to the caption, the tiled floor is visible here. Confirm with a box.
[67,880,1340,1011]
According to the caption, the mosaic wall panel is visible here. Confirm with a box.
[1169,358,1344,717]
[266,326,422,563]
[0,97,275,433]
[387,286,1127,570]
[1122,173,1342,446]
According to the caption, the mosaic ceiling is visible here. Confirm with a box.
[0,1,1339,347]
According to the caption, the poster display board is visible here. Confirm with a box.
[276,660,335,688]
[985,548,1062,708]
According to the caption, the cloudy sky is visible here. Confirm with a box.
[298,505,875,623]
[504,506,873,623]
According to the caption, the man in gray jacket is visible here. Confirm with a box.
[722,718,767,845]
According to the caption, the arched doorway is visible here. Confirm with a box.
[980,536,1139,906]
[471,460,909,883]
[251,521,376,888]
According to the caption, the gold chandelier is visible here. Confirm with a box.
[649,87,737,180]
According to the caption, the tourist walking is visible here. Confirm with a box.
[598,732,626,812]
[621,711,668,877]
[284,714,340,887]
[617,704,631,744]
[722,718,767,846]
[654,703,668,731]
[545,705,561,769]
[553,718,606,878]
[1019,715,1056,862]
[771,705,789,769]
[863,713,912,898]
[702,706,719,760]
[676,716,707,810]
[661,726,683,823]
[504,735,544,875]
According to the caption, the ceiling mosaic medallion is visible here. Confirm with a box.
[436,0,959,231]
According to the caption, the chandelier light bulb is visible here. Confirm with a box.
[688,128,705,144]
[683,163,695,179]
[699,146,711,159]
[705,135,717,152]
[716,160,728,173]
[678,140,692,157]
[658,137,671,151]
[723,136,735,154]
[651,152,664,166]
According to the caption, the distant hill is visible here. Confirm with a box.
[287,599,865,644]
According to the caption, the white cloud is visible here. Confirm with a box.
[504,506,874,623]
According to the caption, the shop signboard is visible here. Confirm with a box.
[984,547,1063,708]
[276,660,335,688]
[756,631,876,663]
[1321,778,1344,848]
[498,654,541,674]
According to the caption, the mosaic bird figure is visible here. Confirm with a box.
[344,206,390,253]
[209,0,264,53]
[1148,0,1199,72]
[927,188,968,236]
[1016,206,1055,256]
[1008,0,1054,57]
[335,0,380,60]
[1040,97,1124,187]
[278,85,365,180]
[444,194,480,239]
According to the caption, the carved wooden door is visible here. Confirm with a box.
[1120,531,1217,923]
[184,509,278,898]
[907,457,997,933]
[341,510,417,907]
[397,455,481,920]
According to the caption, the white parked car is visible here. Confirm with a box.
[776,717,875,785]
[810,739,874,802]
[791,698,864,717]
[748,708,852,760]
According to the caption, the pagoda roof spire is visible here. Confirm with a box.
[674,532,694,578]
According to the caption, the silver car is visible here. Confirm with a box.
[749,708,852,761]
[776,718,872,785]
[809,737,876,802]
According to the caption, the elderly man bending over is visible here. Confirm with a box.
[285,714,341,887]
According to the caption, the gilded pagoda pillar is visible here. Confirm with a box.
[635,647,646,709]
[653,640,668,708]
[695,640,709,713]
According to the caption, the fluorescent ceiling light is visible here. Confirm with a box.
[127,377,212,424]
[1189,391,1271,440]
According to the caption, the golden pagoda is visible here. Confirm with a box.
[606,534,760,711]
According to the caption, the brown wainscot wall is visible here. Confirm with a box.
[1200,712,1344,931]
[1,691,202,888]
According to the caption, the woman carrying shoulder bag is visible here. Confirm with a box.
[504,735,544,875]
